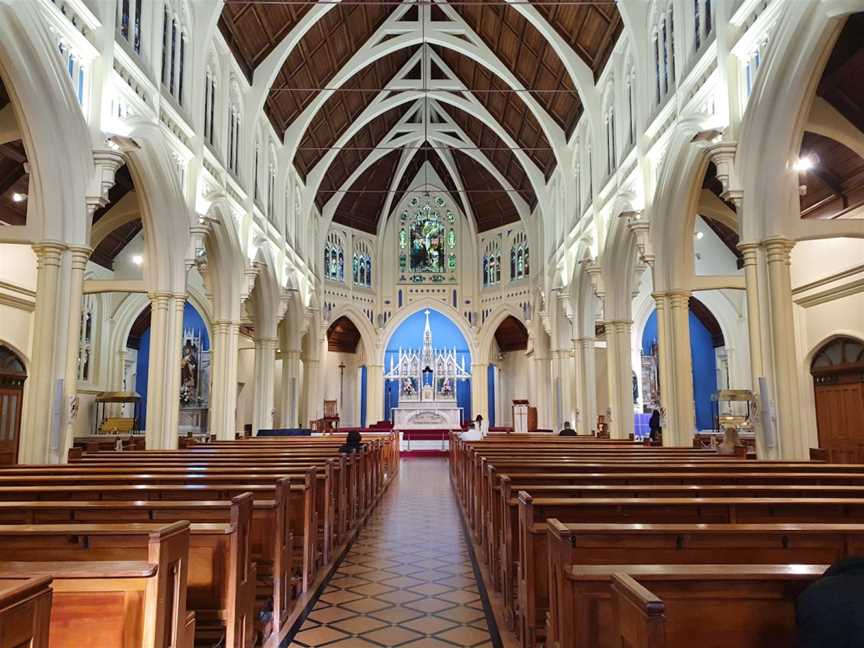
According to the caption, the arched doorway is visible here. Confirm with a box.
[0,345,26,464]
[325,316,365,427]
[811,336,864,462]
[489,315,529,428]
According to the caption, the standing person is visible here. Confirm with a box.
[648,409,662,443]
[559,421,577,437]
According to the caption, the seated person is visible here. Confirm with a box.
[797,557,864,647]
[559,421,577,436]
[339,430,364,453]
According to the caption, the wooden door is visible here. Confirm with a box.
[811,337,864,463]
[0,385,23,464]
[814,382,864,463]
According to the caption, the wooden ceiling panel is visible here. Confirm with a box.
[439,103,536,211]
[265,3,396,136]
[531,1,623,81]
[799,131,864,219]
[315,103,412,213]
[327,316,361,353]
[219,2,314,81]
[91,220,143,270]
[817,12,864,133]
[389,144,465,220]
[435,47,555,180]
[494,315,528,352]
[451,3,582,136]
[0,141,28,226]
[331,149,401,234]
[452,149,519,232]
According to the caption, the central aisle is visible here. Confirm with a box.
[288,457,500,647]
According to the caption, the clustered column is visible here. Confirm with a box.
[210,319,240,440]
[144,291,185,449]
[604,320,634,439]
[572,337,596,435]
[252,336,278,434]
[470,361,489,423]
[279,348,302,429]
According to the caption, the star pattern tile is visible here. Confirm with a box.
[286,458,497,648]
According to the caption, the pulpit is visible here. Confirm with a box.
[312,400,339,433]
[512,400,537,433]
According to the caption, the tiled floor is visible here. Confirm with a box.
[286,457,499,647]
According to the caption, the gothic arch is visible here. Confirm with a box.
[478,304,528,366]
[380,299,479,362]
[325,304,378,363]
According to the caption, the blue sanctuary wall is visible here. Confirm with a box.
[383,309,472,425]
[134,302,210,429]
[641,309,718,431]
[360,366,368,427]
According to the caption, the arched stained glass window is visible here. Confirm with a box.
[482,239,501,287]
[325,233,344,283]
[510,232,529,281]
[353,240,372,288]
[400,199,452,274]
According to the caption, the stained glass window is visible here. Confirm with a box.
[482,239,501,287]
[408,203,447,273]
[510,232,530,281]
[325,234,344,282]
[353,240,372,288]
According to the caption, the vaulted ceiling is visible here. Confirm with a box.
[218,2,624,233]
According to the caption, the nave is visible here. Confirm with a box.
[288,458,501,648]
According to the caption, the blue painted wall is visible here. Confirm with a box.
[487,364,496,427]
[383,309,472,425]
[134,302,210,429]
[360,366,368,427]
[641,309,717,431]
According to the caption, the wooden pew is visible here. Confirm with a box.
[516,495,864,648]
[546,522,864,648]
[0,576,51,648]
[0,523,192,648]
[610,565,822,648]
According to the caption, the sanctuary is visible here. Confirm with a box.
[384,310,470,430]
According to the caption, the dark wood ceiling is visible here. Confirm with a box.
[0,141,27,227]
[798,131,864,219]
[264,3,396,136]
[388,143,466,218]
[434,47,556,180]
[451,2,583,137]
[331,149,402,234]
[802,13,864,220]
[294,47,417,179]
[91,165,143,270]
[327,315,361,353]
[439,102,536,211]
[494,315,528,352]
[532,1,624,82]
[219,2,315,81]
[315,103,412,212]
[126,304,151,350]
[701,162,742,268]
[452,149,519,231]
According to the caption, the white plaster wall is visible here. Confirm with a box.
[594,345,610,428]
[235,337,255,431]
[321,350,360,427]
[494,347,530,426]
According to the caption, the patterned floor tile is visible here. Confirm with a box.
[285,458,500,647]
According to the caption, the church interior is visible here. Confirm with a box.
[0,0,863,646]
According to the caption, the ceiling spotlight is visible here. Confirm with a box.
[794,155,816,172]
[132,254,143,266]
[11,192,26,203]
[695,231,704,240]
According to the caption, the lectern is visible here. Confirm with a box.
[512,400,537,433]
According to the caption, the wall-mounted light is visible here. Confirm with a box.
[11,192,26,203]
[794,155,816,172]
[695,231,704,240]
[132,254,144,266]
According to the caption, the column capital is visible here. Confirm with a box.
[762,237,795,264]
[67,245,93,269]
[737,241,761,260]
[147,291,173,308]
[254,337,279,350]
[213,319,241,335]
[572,337,595,349]
[32,241,66,268]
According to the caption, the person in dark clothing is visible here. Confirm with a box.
[559,421,577,437]
[339,430,364,454]
[648,409,662,443]
[797,557,864,647]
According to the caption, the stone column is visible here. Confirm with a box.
[300,350,321,427]
[738,243,764,382]
[210,320,240,440]
[366,363,385,425]
[279,349,302,428]
[252,337,278,434]
[19,242,65,464]
[764,237,804,459]
[166,295,185,449]
[144,292,184,449]
[605,320,634,439]
[667,291,696,446]
[572,337,596,435]
[471,362,489,424]
[59,245,92,462]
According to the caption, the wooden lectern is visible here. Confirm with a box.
[512,400,538,433]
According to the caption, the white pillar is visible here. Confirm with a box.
[252,337,278,434]
[572,337,596,435]
[59,245,91,462]
[279,349,302,428]
[19,242,65,464]
[471,362,489,424]
[366,363,385,425]
[144,292,184,449]
[210,320,240,440]
[764,237,805,459]
[605,320,634,439]
[667,291,696,446]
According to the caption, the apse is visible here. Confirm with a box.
[383,308,472,424]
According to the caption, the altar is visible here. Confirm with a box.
[385,310,470,431]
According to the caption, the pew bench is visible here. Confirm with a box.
[0,576,52,648]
